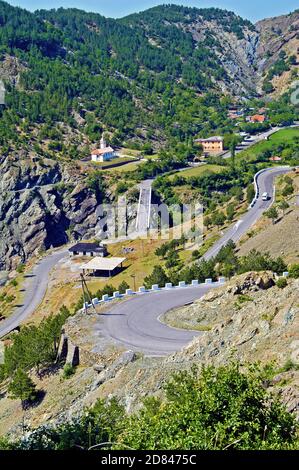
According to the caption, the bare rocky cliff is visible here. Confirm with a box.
[184,21,260,96]
[0,154,100,270]
[179,10,299,96]
[256,10,299,95]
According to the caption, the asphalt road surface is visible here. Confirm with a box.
[203,166,292,260]
[96,166,294,355]
[0,249,67,338]
[99,284,218,356]
[135,179,152,235]
[0,163,295,346]
[222,124,299,160]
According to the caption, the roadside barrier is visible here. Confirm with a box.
[83,277,226,309]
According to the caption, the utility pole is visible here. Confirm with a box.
[80,272,97,314]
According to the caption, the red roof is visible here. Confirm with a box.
[250,115,265,123]
[91,147,114,155]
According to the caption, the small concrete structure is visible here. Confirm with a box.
[192,280,199,286]
[165,283,173,289]
[113,291,121,298]
[283,272,289,278]
[152,284,159,291]
[69,242,107,258]
[179,281,186,288]
[126,289,134,295]
[218,277,226,283]
[66,343,80,367]
[81,257,126,278]
[205,278,213,284]
[102,294,109,302]
[56,332,68,363]
[139,286,146,293]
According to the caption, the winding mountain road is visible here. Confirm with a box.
[203,166,291,260]
[0,249,67,338]
[0,165,295,348]
[98,284,219,356]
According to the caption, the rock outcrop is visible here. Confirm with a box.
[0,154,100,270]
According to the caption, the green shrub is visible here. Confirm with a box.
[8,369,37,403]
[16,264,25,274]
[289,264,299,279]
[280,360,299,373]
[237,294,253,303]
[62,364,76,379]
[119,364,298,450]
[118,281,130,294]
[276,277,288,289]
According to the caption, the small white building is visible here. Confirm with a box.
[91,135,116,162]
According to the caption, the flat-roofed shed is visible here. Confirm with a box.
[81,257,126,277]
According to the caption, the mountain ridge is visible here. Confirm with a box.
[0,1,298,269]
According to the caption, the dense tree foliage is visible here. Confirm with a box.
[0,1,262,157]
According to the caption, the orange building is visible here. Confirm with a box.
[195,136,224,155]
[248,114,266,123]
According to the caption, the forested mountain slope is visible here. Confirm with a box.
[0,2,258,154]
[0,2,298,269]
[0,2,297,154]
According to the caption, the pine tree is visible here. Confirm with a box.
[8,369,36,404]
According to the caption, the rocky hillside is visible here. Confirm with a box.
[256,10,299,95]
[0,2,298,270]
[121,6,259,96]
[257,10,299,96]
[0,155,101,270]
[1,271,298,437]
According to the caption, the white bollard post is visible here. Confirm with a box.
[205,278,213,284]
[165,283,173,289]
[139,286,146,293]
[113,291,120,298]
[102,294,109,302]
[179,281,186,288]
[218,277,226,284]
[283,272,289,278]
[92,298,99,305]
[126,289,134,295]
[192,280,199,286]
[152,284,159,291]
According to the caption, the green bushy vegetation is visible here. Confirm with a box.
[0,306,71,385]
[144,241,287,287]
[276,278,288,289]
[1,363,298,450]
